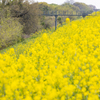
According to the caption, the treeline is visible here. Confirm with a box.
[0,0,94,49]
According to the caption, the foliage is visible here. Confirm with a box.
[73,2,93,14]
[57,17,62,25]
[38,2,94,28]
[0,0,95,50]
[38,2,49,12]
[21,2,39,34]
[38,2,81,29]
[0,17,23,49]
[0,0,40,49]
[9,1,40,34]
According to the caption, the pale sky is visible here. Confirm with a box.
[34,0,100,9]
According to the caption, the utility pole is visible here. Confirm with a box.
[54,11,58,30]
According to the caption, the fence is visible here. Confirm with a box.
[41,10,97,30]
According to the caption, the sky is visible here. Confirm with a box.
[34,0,100,9]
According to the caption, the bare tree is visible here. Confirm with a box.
[65,0,75,4]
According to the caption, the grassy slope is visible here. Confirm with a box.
[0,20,67,54]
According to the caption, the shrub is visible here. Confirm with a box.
[0,17,23,49]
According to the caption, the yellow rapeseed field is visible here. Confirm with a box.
[0,12,100,100]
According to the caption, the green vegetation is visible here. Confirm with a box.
[0,17,23,49]
[0,0,94,50]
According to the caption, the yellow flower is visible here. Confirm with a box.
[34,95,41,100]
[24,95,32,100]
[82,87,86,93]
[66,18,70,23]
[76,93,82,99]
[1,10,100,100]
[61,95,65,100]
[8,48,15,54]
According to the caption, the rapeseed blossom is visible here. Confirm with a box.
[0,11,100,100]
[66,18,70,23]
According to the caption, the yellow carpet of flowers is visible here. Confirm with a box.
[0,12,100,100]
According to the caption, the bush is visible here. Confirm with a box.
[0,17,23,49]
[17,2,39,34]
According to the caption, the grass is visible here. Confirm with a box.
[0,26,55,54]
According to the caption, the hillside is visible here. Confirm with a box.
[0,11,100,100]
[0,1,94,50]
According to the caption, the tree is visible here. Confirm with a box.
[89,5,96,10]
[73,2,93,17]
[19,2,39,34]
[65,0,75,4]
